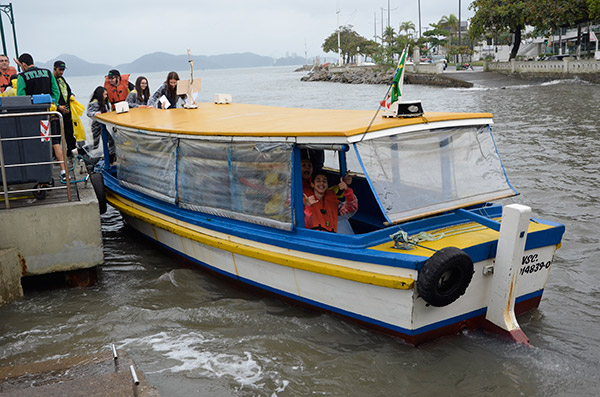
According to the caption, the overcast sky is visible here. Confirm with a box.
[5,1,474,65]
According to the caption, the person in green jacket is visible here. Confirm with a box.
[15,53,68,180]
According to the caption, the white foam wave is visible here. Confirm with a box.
[102,265,146,272]
[157,270,179,287]
[119,332,263,386]
[272,379,290,396]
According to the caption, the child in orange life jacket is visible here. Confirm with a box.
[304,169,358,233]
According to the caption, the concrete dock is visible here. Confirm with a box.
[0,348,159,396]
[0,160,104,303]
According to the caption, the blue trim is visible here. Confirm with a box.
[104,170,424,269]
[339,144,348,177]
[226,147,239,212]
[353,144,391,224]
[104,169,564,271]
[413,307,488,335]
[488,125,518,195]
[292,145,303,229]
[454,208,501,231]
[174,144,180,202]
[515,289,543,303]
[413,289,544,335]
[124,227,547,338]
[141,233,415,336]
[101,123,110,170]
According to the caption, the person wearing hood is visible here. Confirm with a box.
[53,60,78,156]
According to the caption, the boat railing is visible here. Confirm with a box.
[0,111,72,209]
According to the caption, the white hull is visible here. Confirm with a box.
[120,208,557,341]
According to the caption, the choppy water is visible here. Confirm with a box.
[1,67,599,396]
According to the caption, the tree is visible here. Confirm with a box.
[439,14,459,45]
[322,26,373,64]
[399,21,416,37]
[469,0,529,60]
[526,0,590,58]
[590,0,600,19]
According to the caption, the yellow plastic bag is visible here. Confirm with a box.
[70,96,86,141]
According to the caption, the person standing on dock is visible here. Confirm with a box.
[0,54,17,93]
[53,60,77,157]
[15,53,68,180]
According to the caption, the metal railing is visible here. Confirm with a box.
[0,110,72,209]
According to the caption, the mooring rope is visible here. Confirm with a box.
[389,229,443,251]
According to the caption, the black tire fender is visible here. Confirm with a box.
[90,172,107,214]
[417,247,474,307]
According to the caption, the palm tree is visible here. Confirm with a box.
[399,21,416,38]
[439,14,459,45]
[383,26,396,47]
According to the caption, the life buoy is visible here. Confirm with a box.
[90,172,107,214]
[417,247,474,307]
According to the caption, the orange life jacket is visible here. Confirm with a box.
[0,66,17,93]
[104,74,130,106]
[305,190,339,232]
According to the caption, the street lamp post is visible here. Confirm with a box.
[418,0,422,38]
[458,0,462,65]
[337,0,342,66]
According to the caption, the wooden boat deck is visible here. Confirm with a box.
[96,103,494,137]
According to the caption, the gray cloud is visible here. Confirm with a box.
[6,0,473,65]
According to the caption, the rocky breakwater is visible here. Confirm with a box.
[300,65,473,88]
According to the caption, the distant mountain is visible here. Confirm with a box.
[38,54,112,77]
[206,52,274,68]
[38,52,307,77]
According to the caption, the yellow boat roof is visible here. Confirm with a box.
[96,102,493,137]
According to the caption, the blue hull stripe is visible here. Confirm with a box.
[104,171,564,272]
[137,223,543,337]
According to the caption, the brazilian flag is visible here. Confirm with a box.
[391,47,408,104]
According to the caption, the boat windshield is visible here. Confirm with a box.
[355,125,516,224]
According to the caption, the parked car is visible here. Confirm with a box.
[544,54,572,61]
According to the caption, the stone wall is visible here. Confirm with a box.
[301,65,472,88]
[485,59,600,82]
[483,58,600,74]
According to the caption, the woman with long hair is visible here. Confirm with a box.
[87,86,113,152]
[148,71,185,109]
[126,76,150,108]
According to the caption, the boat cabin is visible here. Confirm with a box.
[99,105,515,237]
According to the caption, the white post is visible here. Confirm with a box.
[486,204,531,344]
[337,0,342,66]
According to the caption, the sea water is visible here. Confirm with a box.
[1,66,599,396]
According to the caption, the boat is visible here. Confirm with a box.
[94,98,564,346]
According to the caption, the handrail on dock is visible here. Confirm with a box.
[0,111,72,209]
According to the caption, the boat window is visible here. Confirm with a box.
[355,125,516,224]
[178,140,293,230]
[321,147,362,177]
[113,128,177,203]
[323,151,339,171]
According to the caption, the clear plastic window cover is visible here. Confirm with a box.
[356,125,515,221]
[177,140,293,231]
[114,128,177,203]
[323,146,363,175]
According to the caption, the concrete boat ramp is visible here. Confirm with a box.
[0,347,159,396]
[0,161,161,395]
